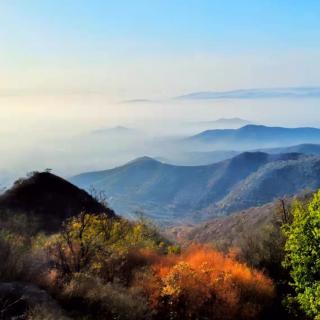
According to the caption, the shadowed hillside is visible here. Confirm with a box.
[0,171,115,231]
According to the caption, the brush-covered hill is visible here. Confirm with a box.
[0,171,115,231]
[187,125,320,150]
[166,202,278,246]
[168,192,313,251]
[70,152,320,224]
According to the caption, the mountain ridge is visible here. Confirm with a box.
[70,152,318,224]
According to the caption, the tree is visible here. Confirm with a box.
[283,190,320,319]
[46,212,171,282]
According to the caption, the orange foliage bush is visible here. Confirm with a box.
[139,245,275,320]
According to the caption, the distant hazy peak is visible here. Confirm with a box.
[215,117,250,122]
[176,87,320,100]
[127,156,161,165]
[192,117,252,127]
[93,125,133,132]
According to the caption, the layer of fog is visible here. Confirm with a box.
[1,94,320,187]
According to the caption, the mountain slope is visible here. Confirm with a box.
[70,152,316,223]
[0,171,115,231]
[206,155,320,217]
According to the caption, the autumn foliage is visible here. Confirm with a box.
[0,212,276,319]
[141,245,275,320]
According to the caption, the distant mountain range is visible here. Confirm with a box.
[187,125,320,149]
[177,87,320,100]
[162,143,320,166]
[70,152,320,224]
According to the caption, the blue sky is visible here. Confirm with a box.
[1,0,320,98]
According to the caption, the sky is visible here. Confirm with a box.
[1,1,320,181]
[1,0,320,98]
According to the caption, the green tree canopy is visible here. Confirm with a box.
[283,191,320,319]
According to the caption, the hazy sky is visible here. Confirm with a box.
[1,1,320,181]
[1,1,320,99]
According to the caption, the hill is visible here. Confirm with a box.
[187,125,320,149]
[0,171,115,231]
[70,152,319,224]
